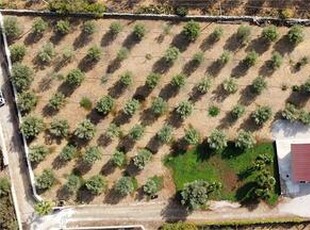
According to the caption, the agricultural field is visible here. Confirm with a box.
[5,14,310,207]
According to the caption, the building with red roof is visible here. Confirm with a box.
[291,144,310,183]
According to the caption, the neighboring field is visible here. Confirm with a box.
[5,15,310,206]
[165,142,280,204]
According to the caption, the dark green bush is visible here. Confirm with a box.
[288,25,304,45]
[9,44,26,62]
[133,23,146,40]
[182,20,201,41]
[4,16,22,40]
[55,20,70,35]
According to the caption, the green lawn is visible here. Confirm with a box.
[165,142,280,205]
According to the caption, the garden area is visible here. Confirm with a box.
[3,14,310,207]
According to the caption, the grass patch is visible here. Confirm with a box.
[165,142,280,205]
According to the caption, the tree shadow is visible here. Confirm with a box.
[221,142,244,159]
[206,60,222,77]
[76,186,95,204]
[166,110,183,129]
[116,135,135,153]
[86,108,103,125]
[160,197,188,222]
[194,139,216,162]
[216,111,236,129]
[122,33,139,50]
[231,61,249,78]
[97,133,112,147]
[223,34,245,52]
[112,111,131,126]
[146,135,162,154]
[199,35,217,52]
[188,86,204,103]
[158,84,178,101]
[57,81,75,97]
[152,57,173,74]
[139,108,158,126]
[108,80,127,98]
[210,84,229,102]
[78,56,98,72]
[73,32,92,49]
[285,91,310,108]
[134,187,145,201]
[258,60,275,77]
[24,32,43,45]
[74,159,92,175]
[245,37,270,54]
[170,32,190,53]
[238,167,255,180]
[101,160,116,176]
[49,33,63,45]
[133,85,152,101]
[169,138,188,156]
[273,35,294,55]
[101,31,115,47]
[238,85,257,106]
[42,104,57,117]
[235,181,259,210]
[238,115,261,132]
[56,186,71,201]
[182,60,200,76]
[125,160,140,177]
[103,188,123,204]
[52,155,68,170]
[106,58,121,74]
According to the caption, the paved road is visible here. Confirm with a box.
[0,54,34,226]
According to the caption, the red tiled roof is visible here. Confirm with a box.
[291,144,310,182]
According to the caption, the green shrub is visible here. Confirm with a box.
[175,6,188,17]
[59,145,76,161]
[48,92,65,110]
[74,119,96,140]
[106,123,121,139]
[32,18,48,36]
[252,106,272,125]
[17,91,38,113]
[109,21,123,37]
[252,76,267,94]
[85,175,107,195]
[36,169,55,190]
[96,95,115,115]
[111,150,126,167]
[20,116,44,139]
[11,63,33,92]
[65,69,85,87]
[164,46,180,63]
[29,145,49,163]
[197,77,212,94]
[184,127,200,145]
[262,25,279,42]
[37,42,56,64]
[34,200,53,216]
[157,124,173,143]
[211,26,224,41]
[120,71,133,86]
[62,47,75,63]
[208,105,220,117]
[243,50,258,67]
[4,16,22,40]
[218,50,231,65]
[299,110,310,125]
[123,99,140,116]
[171,74,186,89]
[49,119,69,138]
[65,174,81,193]
[82,146,101,165]
[237,24,251,44]
[82,20,96,35]
[116,47,129,61]
[79,96,92,110]
[133,149,152,170]
[192,52,204,65]
[270,52,283,69]
[282,103,299,122]
[162,222,198,230]
[223,78,238,94]
[0,177,10,197]
[288,25,304,45]
[129,124,145,141]
[208,129,227,150]
[143,176,163,196]
[48,0,106,14]
[151,97,168,116]
[146,72,161,89]
[176,100,193,119]
[115,176,135,196]
[235,130,256,149]
[55,20,70,35]
[9,44,26,62]
[182,20,201,41]
[86,45,102,62]
[231,104,245,119]
[133,23,146,40]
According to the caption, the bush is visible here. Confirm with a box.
[262,25,279,42]
[79,96,92,110]
[85,175,107,195]
[252,76,267,94]
[146,72,161,89]
[143,176,163,196]
[83,146,101,165]
[11,63,33,92]
[0,177,10,197]
[157,124,173,143]
[4,16,22,40]
[164,46,180,63]
[86,45,102,62]
[106,123,121,139]
[208,105,220,117]
[82,20,96,35]
[116,47,129,61]
[123,99,140,116]
[196,77,211,94]
[32,18,48,36]
[218,50,231,65]
[129,124,145,141]
[211,26,224,41]
[48,92,65,110]
[55,20,70,35]
[17,91,37,113]
[49,119,69,138]
[299,110,310,125]
[111,150,126,167]
[120,71,133,87]
[10,44,26,62]
[151,97,168,116]
[252,106,272,125]
[176,100,193,119]
[65,174,81,193]
[184,127,200,145]
[282,103,299,122]
[29,145,49,163]
[182,20,201,41]
[235,130,256,149]
[208,129,227,150]
[96,95,115,115]
[181,180,221,210]
[301,79,310,94]
[109,21,123,37]
[37,42,56,64]
[243,50,258,67]
[133,149,152,170]
[133,23,146,40]
[288,25,304,45]
[21,116,44,139]
[115,176,135,196]
[270,52,283,69]
[59,145,76,161]
[162,223,198,230]
[48,0,106,14]
[231,104,245,119]
[34,200,54,216]
[192,52,204,65]
[223,78,238,94]
[62,47,75,63]
[74,119,96,140]
[175,6,188,17]
[36,169,55,190]
[171,74,186,89]
[65,69,85,87]
[237,24,251,44]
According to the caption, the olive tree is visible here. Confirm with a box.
[133,23,146,40]
[197,77,212,94]
[218,50,231,65]
[4,16,22,40]
[105,123,122,139]
[109,21,123,37]
[235,130,256,149]
[251,76,267,95]
[20,116,44,139]
[182,20,201,41]
[176,100,193,119]
[49,119,69,138]
[32,17,48,36]
[11,63,34,92]
[164,46,180,64]
[86,45,102,62]
[123,99,140,116]
[35,200,54,216]
[157,124,173,143]
[37,42,56,64]
[17,91,38,113]
[282,103,299,122]
[9,44,26,62]
[146,72,161,89]
[299,110,310,125]
[252,106,272,125]
[208,129,227,150]
[36,169,55,190]
[48,92,65,110]
[243,50,258,67]
[96,95,115,115]
[111,150,126,167]
[82,20,96,35]
[143,176,163,196]
[184,127,200,145]
[64,174,81,194]
[85,175,107,195]
[237,24,251,44]
[261,25,279,42]
[82,146,102,165]
[129,124,145,141]
[119,71,133,87]
[171,74,186,89]
[151,97,168,116]
[59,145,77,161]
[133,149,152,170]
[223,78,238,94]
[115,176,135,196]
[116,47,129,62]
[288,25,304,45]
[74,119,96,140]
[211,26,224,41]
[55,20,70,35]
[270,52,283,69]
[29,145,49,163]
[65,69,85,87]
[231,104,245,119]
